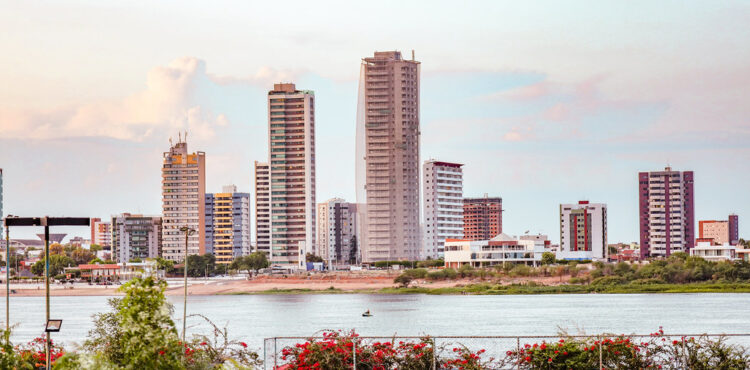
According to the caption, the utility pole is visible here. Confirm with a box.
[180,226,195,342]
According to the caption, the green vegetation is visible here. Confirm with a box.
[186,253,217,278]
[31,254,76,276]
[379,282,750,295]
[230,252,270,274]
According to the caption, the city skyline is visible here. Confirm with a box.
[1,1,749,243]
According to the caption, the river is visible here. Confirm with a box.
[2,293,749,353]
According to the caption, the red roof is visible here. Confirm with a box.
[77,264,120,270]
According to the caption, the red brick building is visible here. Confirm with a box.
[463,195,503,241]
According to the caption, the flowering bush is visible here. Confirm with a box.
[279,330,492,369]
[18,335,66,368]
[503,327,750,369]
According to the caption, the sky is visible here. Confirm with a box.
[1,0,749,242]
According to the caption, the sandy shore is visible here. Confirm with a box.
[0,271,571,297]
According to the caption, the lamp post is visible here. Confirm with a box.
[4,217,89,370]
[179,226,195,342]
[4,216,11,332]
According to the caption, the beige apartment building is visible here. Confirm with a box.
[265,83,316,265]
[317,198,358,266]
[355,50,421,262]
[161,135,206,261]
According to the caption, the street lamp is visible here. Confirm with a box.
[179,226,195,342]
[4,216,89,370]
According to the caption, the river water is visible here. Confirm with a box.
[2,293,749,352]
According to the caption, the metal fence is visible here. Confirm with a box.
[263,333,750,369]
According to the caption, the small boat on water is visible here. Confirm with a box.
[362,310,373,317]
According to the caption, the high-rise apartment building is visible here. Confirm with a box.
[638,167,695,258]
[463,195,503,241]
[112,213,162,263]
[90,218,113,250]
[161,135,206,261]
[699,215,739,246]
[558,201,608,260]
[423,160,464,259]
[266,83,316,265]
[205,185,251,264]
[355,50,421,262]
[317,199,358,265]
[254,161,270,255]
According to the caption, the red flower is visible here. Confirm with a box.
[240,342,248,348]
[200,342,207,346]
[159,350,165,355]
[524,356,531,362]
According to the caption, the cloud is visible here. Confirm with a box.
[0,57,291,143]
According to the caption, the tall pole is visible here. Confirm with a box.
[182,227,188,342]
[5,223,9,331]
[44,223,51,370]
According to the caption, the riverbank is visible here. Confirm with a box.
[3,273,750,296]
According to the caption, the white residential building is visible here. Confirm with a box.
[422,160,464,259]
[690,241,736,262]
[558,201,608,261]
[444,233,545,268]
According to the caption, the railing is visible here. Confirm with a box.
[263,333,750,369]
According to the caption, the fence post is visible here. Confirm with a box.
[263,339,267,370]
[682,338,687,368]
[598,337,603,370]
[432,338,437,370]
[516,337,520,370]
[352,339,357,370]
[274,338,277,370]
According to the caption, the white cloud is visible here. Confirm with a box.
[0,57,291,143]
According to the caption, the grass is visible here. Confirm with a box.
[223,282,750,295]
[379,282,750,295]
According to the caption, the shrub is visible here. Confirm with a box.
[427,270,446,280]
[443,268,458,280]
[591,276,627,286]
[280,330,490,369]
[394,274,414,288]
[403,268,428,279]
[509,264,532,277]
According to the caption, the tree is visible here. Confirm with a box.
[186,254,216,278]
[541,252,556,265]
[50,243,65,255]
[82,277,183,368]
[31,254,76,276]
[89,244,103,253]
[71,247,95,265]
[349,235,358,265]
[305,253,323,263]
[229,252,269,274]
[155,258,175,274]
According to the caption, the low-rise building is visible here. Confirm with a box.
[690,241,736,262]
[558,201,607,261]
[444,233,545,268]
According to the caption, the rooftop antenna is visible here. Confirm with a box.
[411,49,415,61]
[178,132,182,143]
[184,130,188,142]
[169,137,173,147]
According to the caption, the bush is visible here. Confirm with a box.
[403,268,428,279]
[591,276,627,286]
[509,264,532,277]
[280,330,490,369]
[443,268,458,279]
[394,274,413,288]
[427,270,446,280]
